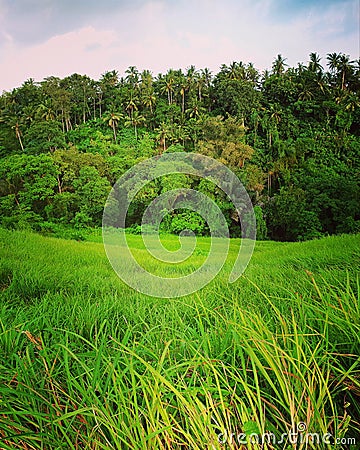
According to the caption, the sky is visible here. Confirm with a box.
[0,0,359,91]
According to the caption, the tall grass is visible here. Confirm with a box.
[0,229,359,448]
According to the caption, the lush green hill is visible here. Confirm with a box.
[0,229,359,448]
[1,56,360,242]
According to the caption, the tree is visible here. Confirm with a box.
[98,70,120,117]
[125,95,139,119]
[272,54,288,76]
[159,70,176,105]
[0,114,25,151]
[197,115,254,168]
[24,120,66,153]
[0,154,58,224]
[125,66,140,91]
[308,52,323,73]
[103,110,123,143]
[124,111,146,140]
[185,99,206,119]
[327,52,355,90]
[36,99,56,121]
[155,122,171,154]
[73,166,111,226]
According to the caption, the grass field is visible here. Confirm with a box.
[0,228,359,449]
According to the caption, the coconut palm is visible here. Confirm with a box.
[185,99,206,119]
[155,122,171,154]
[125,95,139,119]
[0,113,25,151]
[327,52,355,90]
[272,54,288,76]
[308,52,323,73]
[125,66,140,91]
[37,99,56,121]
[125,111,146,140]
[103,109,123,143]
[338,54,355,90]
[142,90,156,115]
[160,70,176,105]
[327,52,341,75]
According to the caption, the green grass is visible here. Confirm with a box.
[0,229,359,449]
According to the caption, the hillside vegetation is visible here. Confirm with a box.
[0,53,359,241]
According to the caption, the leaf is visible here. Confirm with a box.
[243,420,260,436]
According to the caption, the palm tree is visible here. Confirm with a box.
[228,61,239,80]
[327,53,355,90]
[338,54,355,90]
[272,54,288,76]
[179,81,187,115]
[100,70,119,87]
[196,72,206,102]
[298,83,314,101]
[13,120,25,151]
[225,61,245,80]
[185,99,206,119]
[155,122,171,154]
[296,62,306,75]
[314,71,328,95]
[124,111,146,140]
[140,70,153,89]
[125,95,139,119]
[142,90,156,115]
[173,124,189,147]
[327,52,341,75]
[125,66,140,91]
[160,70,176,105]
[22,106,37,125]
[37,99,56,121]
[0,109,25,151]
[308,52,323,73]
[99,70,119,117]
[186,65,197,84]
[201,68,212,87]
[103,109,123,143]
[245,62,259,83]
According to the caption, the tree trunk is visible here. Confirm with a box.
[16,127,24,152]
[61,109,65,133]
[57,175,62,194]
[341,70,345,90]
[112,123,117,144]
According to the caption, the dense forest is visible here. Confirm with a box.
[0,52,359,241]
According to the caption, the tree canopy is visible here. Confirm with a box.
[0,52,359,240]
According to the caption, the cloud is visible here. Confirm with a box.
[0,0,358,91]
[0,26,118,89]
[0,0,147,44]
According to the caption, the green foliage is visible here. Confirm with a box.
[0,53,359,241]
[24,120,66,153]
[254,205,267,240]
[73,166,111,226]
[168,210,206,235]
[266,186,324,241]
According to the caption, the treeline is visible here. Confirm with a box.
[0,52,359,240]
